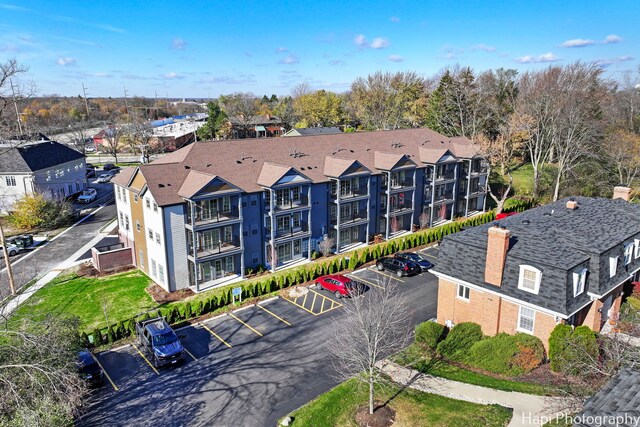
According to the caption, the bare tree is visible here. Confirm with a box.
[0,58,35,143]
[330,284,412,416]
[418,211,430,229]
[318,237,335,258]
[219,92,259,138]
[606,128,640,187]
[100,125,126,164]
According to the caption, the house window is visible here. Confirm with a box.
[155,233,161,244]
[139,250,144,268]
[517,306,535,333]
[158,264,164,283]
[124,215,130,231]
[293,212,301,228]
[146,198,151,209]
[136,221,141,231]
[457,284,470,300]
[153,202,158,212]
[119,212,124,225]
[635,239,640,259]
[117,187,121,201]
[122,191,127,203]
[291,186,300,201]
[573,268,588,297]
[148,228,153,240]
[134,194,138,202]
[264,190,271,205]
[610,256,618,278]
[330,181,337,196]
[222,196,231,213]
[151,259,157,278]
[5,176,16,186]
[518,265,541,294]
[624,243,634,266]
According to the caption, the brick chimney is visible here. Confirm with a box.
[613,186,632,202]
[566,200,578,210]
[485,225,510,287]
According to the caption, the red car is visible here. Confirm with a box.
[315,274,364,298]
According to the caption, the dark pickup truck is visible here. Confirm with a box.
[135,317,185,367]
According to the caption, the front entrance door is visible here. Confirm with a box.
[600,293,614,330]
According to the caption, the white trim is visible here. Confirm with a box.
[456,284,470,301]
[609,256,619,278]
[431,269,568,319]
[517,305,535,334]
[518,265,541,294]
[635,239,640,259]
[572,268,587,297]
[624,243,634,266]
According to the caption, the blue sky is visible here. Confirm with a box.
[1,0,638,98]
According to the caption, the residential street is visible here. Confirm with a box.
[77,253,440,427]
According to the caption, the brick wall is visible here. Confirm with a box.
[92,246,134,272]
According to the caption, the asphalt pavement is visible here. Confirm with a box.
[77,251,440,427]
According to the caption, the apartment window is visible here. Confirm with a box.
[134,194,138,202]
[610,256,619,278]
[155,233,161,244]
[264,190,271,205]
[139,250,144,268]
[291,186,300,201]
[293,212,301,228]
[125,215,130,231]
[330,204,337,220]
[222,196,231,213]
[151,259,157,278]
[573,268,588,297]
[624,243,634,266]
[457,284,470,300]
[117,187,121,201]
[153,202,158,212]
[518,265,541,294]
[5,176,16,186]
[251,224,258,235]
[123,191,127,203]
[517,306,535,333]
[223,226,232,242]
[250,195,257,206]
[148,228,153,240]
[158,264,164,283]
[635,239,640,259]
[276,216,289,231]
[330,180,337,196]
[146,198,151,209]
[119,212,124,225]
[136,221,141,232]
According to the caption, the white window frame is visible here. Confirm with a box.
[517,305,535,334]
[146,198,151,209]
[635,239,640,259]
[610,256,619,278]
[151,259,157,278]
[572,268,588,297]
[624,243,634,266]
[457,284,470,301]
[153,202,158,212]
[155,232,161,245]
[158,264,164,283]
[518,265,542,294]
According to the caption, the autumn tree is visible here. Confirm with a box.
[0,58,34,141]
[273,96,297,131]
[293,89,344,128]
[219,92,259,137]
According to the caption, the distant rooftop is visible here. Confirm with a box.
[283,127,342,137]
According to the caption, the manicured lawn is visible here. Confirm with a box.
[500,163,557,199]
[11,270,158,331]
[284,378,512,427]
[395,344,553,396]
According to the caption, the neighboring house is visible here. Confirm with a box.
[0,139,87,212]
[282,127,342,137]
[149,120,205,152]
[574,368,640,427]
[112,127,489,293]
[228,114,284,138]
[433,191,640,349]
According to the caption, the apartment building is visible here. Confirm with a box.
[112,127,488,292]
[433,189,640,349]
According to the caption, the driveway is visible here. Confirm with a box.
[77,248,440,427]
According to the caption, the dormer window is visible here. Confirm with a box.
[573,268,588,297]
[609,256,618,278]
[635,239,640,259]
[518,265,541,294]
[624,243,634,266]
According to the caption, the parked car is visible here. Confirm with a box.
[77,349,104,387]
[0,243,19,257]
[376,257,421,277]
[77,188,97,203]
[496,211,519,220]
[86,163,95,169]
[96,174,112,183]
[315,274,365,298]
[103,163,115,171]
[135,317,185,368]
[6,234,33,250]
[395,252,434,272]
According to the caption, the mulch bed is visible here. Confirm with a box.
[355,403,396,427]
[146,284,194,303]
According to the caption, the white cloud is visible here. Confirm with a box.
[0,3,30,11]
[596,55,634,67]
[278,54,299,65]
[390,16,400,23]
[604,34,622,44]
[164,72,183,79]
[172,38,187,50]
[276,47,288,52]
[561,38,594,48]
[471,44,496,52]
[94,23,126,33]
[370,37,389,49]
[56,57,77,66]
[329,59,346,66]
[388,55,403,62]
[354,34,368,47]
[515,52,559,63]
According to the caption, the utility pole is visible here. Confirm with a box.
[123,85,130,115]
[0,222,16,295]
[82,83,90,118]
[9,78,23,135]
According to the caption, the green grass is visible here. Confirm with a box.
[284,378,512,427]
[492,163,557,199]
[395,344,553,396]
[10,270,158,331]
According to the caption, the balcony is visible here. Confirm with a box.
[468,185,485,196]
[333,187,369,200]
[382,178,415,192]
[470,166,488,175]
[381,204,414,216]
[433,192,454,204]
[331,212,368,227]
[187,207,240,228]
[267,194,309,211]
[435,171,456,181]
[191,236,241,259]
[265,222,310,240]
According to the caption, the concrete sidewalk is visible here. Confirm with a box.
[378,360,572,427]
[0,219,119,318]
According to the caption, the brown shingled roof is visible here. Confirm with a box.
[111,167,136,187]
[323,157,370,178]
[419,147,452,164]
[125,128,480,206]
[178,170,217,198]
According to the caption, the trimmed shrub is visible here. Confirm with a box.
[548,324,573,372]
[183,302,193,319]
[513,334,545,373]
[106,324,116,343]
[415,321,445,350]
[92,328,103,346]
[437,322,483,361]
[115,320,126,340]
[549,324,598,374]
[80,332,90,348]
[466,333,544,376]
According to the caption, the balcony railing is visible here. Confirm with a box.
[188,207,240,226]
[334,188,369,199]
[191,236,241,258]
[381,178,414,190]
[266,194,309,211]
[470,166,488,175]
[381,204,414,215]
[434,192,454,203]
[330,212,368,224]
[435,171,456,181]
[469,185,485,195]
[265,221,310,239]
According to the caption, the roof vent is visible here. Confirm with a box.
[236,160,242,164]
[206,163,212,167]
[158,184,165,188]
[184,165,191,169]
[543,212,551,216]
[566,200,578,210]
[522,219,530,225]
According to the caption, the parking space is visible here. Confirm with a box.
[282,287,343,315]
[417,245,440,262]
[347,266,405,290]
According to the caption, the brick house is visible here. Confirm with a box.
[432,189,640,349]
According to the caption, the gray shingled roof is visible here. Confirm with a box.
[0,140,84,173]
[435,197,640,315]
[576,368,640,427]
[287,127,342,136]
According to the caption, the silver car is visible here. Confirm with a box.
[0,243,19,257]
[96,174,112,183]
[77,188,97,203]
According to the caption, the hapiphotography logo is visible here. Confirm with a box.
[521,412,640,427]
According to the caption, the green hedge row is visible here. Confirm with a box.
[84,198,535,346]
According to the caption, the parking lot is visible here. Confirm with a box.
[79,246,440,426]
